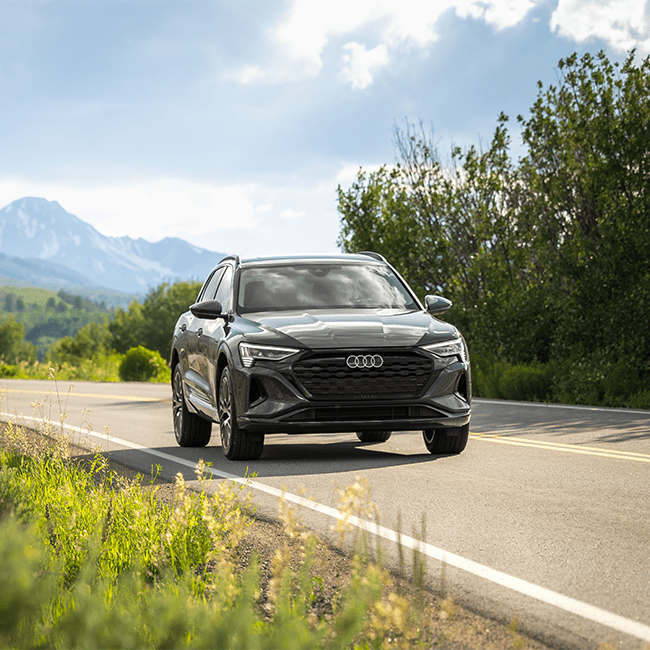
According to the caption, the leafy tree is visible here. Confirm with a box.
[517,50,650,366]
[3,293,16,312]
[109,299,145,355]
[0,315,37,363]
[338,50,650,396]
[338,118,543,359]
[109,281,202,359]
[46,321,112,366]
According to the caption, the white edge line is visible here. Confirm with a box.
[472,398,650,417]
[2,412,650,643]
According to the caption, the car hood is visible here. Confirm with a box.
[249,309,457,349]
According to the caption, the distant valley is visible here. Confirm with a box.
[0,197,226,300]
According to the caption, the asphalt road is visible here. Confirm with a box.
[1,378,649,650]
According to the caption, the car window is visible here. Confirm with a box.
[214,265,234,312]
[199,267,225,301]
[237,263,418,313]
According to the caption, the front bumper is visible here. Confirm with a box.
[233,350,471,435]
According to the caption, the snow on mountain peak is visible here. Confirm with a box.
[0,197,226,293]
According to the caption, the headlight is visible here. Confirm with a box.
[422,337,468,363]
[239,342,300,367]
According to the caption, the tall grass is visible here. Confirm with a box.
[0,419,468,649]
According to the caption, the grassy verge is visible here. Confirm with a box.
[0,417,556,649]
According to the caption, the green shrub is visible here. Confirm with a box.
[499,363,553,402]
[119,346,170,382]
[627,389,650,410]
[470,355,508,399]
[472,353,649,409]
[0,363,28,379]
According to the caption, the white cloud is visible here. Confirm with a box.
[551,0,650,53]
[340,42,389,90]
[232,0,542,89]
[456,0,539,29]
[336,163,388,187]
[280,208,306,219]
[0,177,260,243]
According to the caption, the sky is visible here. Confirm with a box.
[1,0,649,259]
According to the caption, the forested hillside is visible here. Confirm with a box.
[0,287,111,361]
[0,281,200,382]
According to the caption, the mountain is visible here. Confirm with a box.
[0,252,102,288]
[0,198,226,294]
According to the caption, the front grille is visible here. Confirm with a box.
[292,351,437,400]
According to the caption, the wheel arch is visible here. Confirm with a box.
[170,348,180,374]
[214,350,231,408]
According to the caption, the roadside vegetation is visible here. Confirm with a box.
[338,51,650,410]
[0,416,545,649]
[0,282,198,383]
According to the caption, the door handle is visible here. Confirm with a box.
[180,324,187,332]
[197,328,203,336]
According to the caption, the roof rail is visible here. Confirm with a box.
[219,254,241,265]
[357,251,387,263]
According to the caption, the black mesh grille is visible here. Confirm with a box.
[292,351,436,400]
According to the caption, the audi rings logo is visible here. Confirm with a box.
[346,354,384,369]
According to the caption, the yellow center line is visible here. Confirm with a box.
[471,432,650,463]
[1,388,167,403]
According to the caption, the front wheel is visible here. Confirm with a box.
[423,424,469,455]
[172,365,211,447]
[356,431,392,443]
[218,366,264,460]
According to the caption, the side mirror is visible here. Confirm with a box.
[189,299,225,320]
[424,295,452,315]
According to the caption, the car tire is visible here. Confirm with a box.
[422,424,469,454]
[172,365,211,447]
[356,431,392,443]
[218,366,264,460]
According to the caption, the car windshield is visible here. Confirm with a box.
[237,263,418,313]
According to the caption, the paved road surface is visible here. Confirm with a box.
[1,379,649,649]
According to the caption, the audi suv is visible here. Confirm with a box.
[170,253,471,460]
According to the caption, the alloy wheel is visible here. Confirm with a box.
[219,371,233,452]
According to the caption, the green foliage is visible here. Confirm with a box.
[518,50,650,370]
[472,355,650,409]
[45,320,112,366]
[338,51,650,409]
[0,363,27,378]
[0,315,37,363]
[119,346,170,382]
[109,280,202,360]
[0,515,55,648]
[497,363,553,402]
[0,286,113,360]
[0,279,199,381]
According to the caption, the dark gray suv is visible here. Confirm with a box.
[170,253,471,460]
